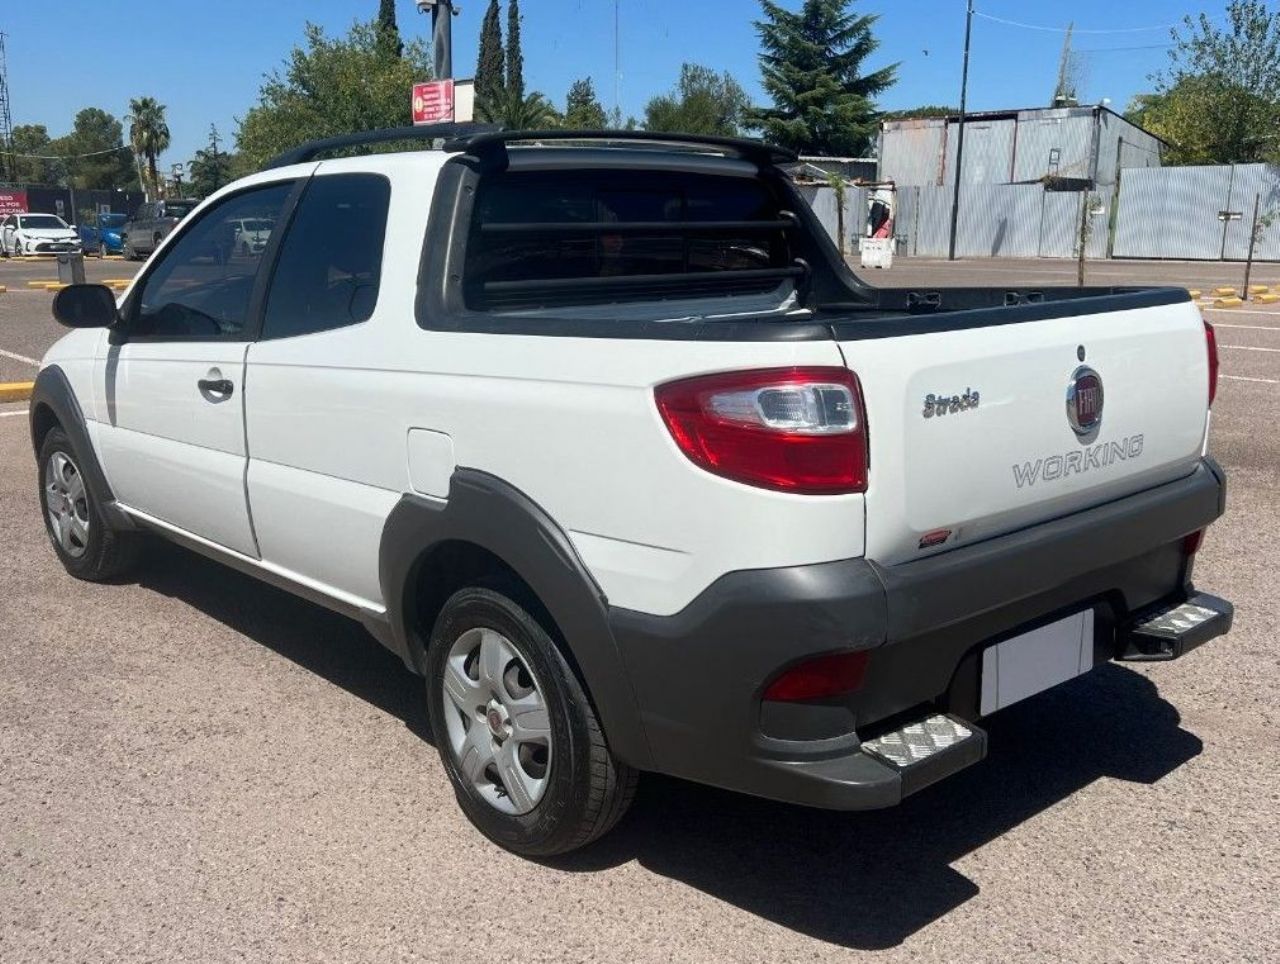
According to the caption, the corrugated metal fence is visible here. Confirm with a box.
[1113,164,1280,261]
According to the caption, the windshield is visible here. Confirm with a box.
[20,215,68,230]
[99,214,127,229]
[164,202,197,219]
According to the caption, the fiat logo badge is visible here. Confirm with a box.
[1066,366,1104,437]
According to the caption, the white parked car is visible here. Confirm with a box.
[1,212,82,256]
[28,127,1233,857]
[229,217,274,257]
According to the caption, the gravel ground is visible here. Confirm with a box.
[1,256,1278,962]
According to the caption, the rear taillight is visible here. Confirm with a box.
[1204,319,1219,407]
[1183,529,1205,556]
[654,367,868,495]
[763,650,870,702]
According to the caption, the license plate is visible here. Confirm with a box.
[979,609,1095,715]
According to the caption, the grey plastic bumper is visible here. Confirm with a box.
[609,459,1227,810]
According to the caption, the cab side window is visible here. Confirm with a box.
[131,183,292,339]
[261,174,391,340]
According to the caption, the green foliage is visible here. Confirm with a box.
[235,20,432,169]
[377,0,404,59]
[1137,1,1280,164]
[644,63,750,136]
[188,125,238,198]
[747,0,897,156]
[9,124,59,185]
[128,97,171,199]
[478,88,560,129]
[476,0,506,105]
[881,105,956,120]
[563,78,608,129]
[507,0,525,99]
[55,108,137,191]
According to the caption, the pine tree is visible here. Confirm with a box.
[506,0,525,99]
[377,0,403,59]
[476,0,506,105]
[563,78,608,129]
[747,0,897,156]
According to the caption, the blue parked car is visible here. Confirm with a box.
[78,213,129,257]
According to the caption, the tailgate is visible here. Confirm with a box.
[841,298,1211,564]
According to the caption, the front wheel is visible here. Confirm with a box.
[38,427,140,581]
[425,586,636,857]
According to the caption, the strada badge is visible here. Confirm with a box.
[1012,435,1145,488]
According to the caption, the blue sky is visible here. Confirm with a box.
[3,0,1212,164]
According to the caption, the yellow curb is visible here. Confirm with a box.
[1213,296,1243,308]
[0,285,7,294]
[1212,286,1237,296]
[26,279,58,287]
[0,382,35,403]
[43,284,70,292]
[1254,293,1280,304]
[1187,289,1201,299]
[101,279,135,285]
[1248,284,1270,294]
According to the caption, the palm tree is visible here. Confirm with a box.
[127,97,171,201]
[478,89,560,129]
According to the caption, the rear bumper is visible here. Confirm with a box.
[610,458,1230,810]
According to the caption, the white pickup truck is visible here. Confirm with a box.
[30,127,1232,856]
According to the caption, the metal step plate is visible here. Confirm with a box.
[1118,592,1233,662]
[860,713,987,799]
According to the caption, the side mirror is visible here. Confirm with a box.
[52,284,119,329]
[68,224,78,232]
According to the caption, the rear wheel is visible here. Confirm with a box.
[38,427,140,581]
[426,586,636,856]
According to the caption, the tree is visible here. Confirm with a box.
[881,105,957,120]
[507,0,525,99]
[563,77,608,129]
[644,64,750,136]
[9,124,59,185]
[747,0,897,156]
[1136,1,1280,163]
[128,97,171,200]
[478,88,559,129]
[189,125,237,198]
[476,0,506,106]
[236,21,433,169]
[55,108,136,190]
[377,0,404,59]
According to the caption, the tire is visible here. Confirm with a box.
[425,585,637,857]
[122,236,137,261]
[37,427,141,581]
[98,241,108,259]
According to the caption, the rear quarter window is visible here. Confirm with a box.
[463,169,796,311]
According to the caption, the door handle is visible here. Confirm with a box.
[197,377,234,398]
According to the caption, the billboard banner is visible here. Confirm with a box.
[0,190,29,215]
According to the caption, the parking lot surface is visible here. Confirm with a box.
[2,255,1278,962]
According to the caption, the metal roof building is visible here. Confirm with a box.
[878,105,1165,188]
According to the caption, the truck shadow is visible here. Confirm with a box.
[136,541,1202,952]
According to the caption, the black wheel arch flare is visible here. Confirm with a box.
[378,469,654,769]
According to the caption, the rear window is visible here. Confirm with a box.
[164,202,197,219]
[464,170,797,311]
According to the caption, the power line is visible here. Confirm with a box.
[1,146,129,160]
[974,10,1181,34]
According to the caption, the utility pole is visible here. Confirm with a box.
[947,0,974,262]
[209,124,223,193]
[1243,192,1262,300]
[418,0,455,79]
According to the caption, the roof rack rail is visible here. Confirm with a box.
[442,129,798,166]
[262,122,501,170]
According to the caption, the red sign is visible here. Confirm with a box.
[0,190,28,215]
[412,80,455,125]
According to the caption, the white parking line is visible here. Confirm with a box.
[1213,324,1280,331]
[1203,307,1280,317]
[1222,374,1280,384]
[0,347,40,367]
[1221,344,1280,352]
[0,408,31,418]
